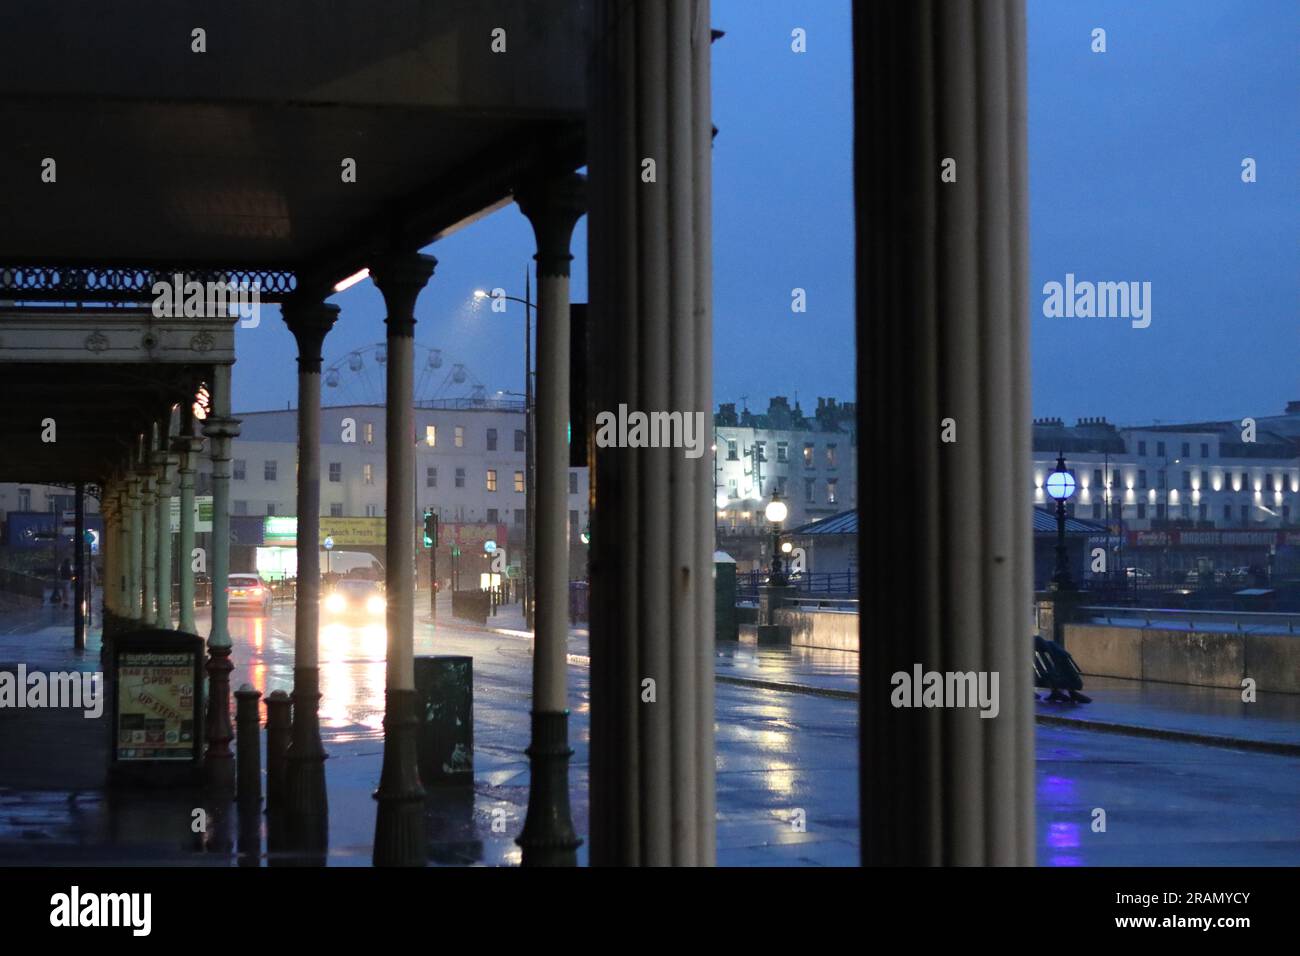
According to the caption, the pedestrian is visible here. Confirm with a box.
[59,558,73,605]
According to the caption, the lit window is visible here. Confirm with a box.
[425,425,436,447]
[803,444,815,468]
[364,422,374,445]
[514,471,525,493]
[363,464,374,485]
[827,478,838,504]
[486,469,498,492]
[454,426,464,448]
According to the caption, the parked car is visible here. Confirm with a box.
[1123,567,1151,581]
[323,578,386,621]
[227,573,272,612]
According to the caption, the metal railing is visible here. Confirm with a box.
[1079,604,1300,634]
[785,597,859,612]
[736,569,857,597]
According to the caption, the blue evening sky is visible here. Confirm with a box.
[232,0,1296,428]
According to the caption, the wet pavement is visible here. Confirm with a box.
[1,595,1298,865]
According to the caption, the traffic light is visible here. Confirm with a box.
[423,509,438,549]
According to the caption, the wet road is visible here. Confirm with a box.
[209,600,862,865]
[2,598,1298,865]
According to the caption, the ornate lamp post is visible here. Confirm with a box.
[1046,453,1076,590]
[765,493,789,586]
[474,281,534,629]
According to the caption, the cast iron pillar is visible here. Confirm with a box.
[515,173,585,866]
[139,462,157,623]
[173,426,205,635]
[370,251,437,866]
[153,434,179,630]
[202,363,241,795]
[281,293,340,851]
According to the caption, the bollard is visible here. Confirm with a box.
[235,684,263,806]
[264,689,292,813]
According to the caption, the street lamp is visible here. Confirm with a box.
[765,492,789,586]
[474,279,535,628]
[1045,453,1076,590]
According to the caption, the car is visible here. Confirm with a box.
[227,573,273,612]
[323,578,386,621]
[1123,567,1151,581]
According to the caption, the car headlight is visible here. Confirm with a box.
[325,593,346,613]
[366,595,386,615]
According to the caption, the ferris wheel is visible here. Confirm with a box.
[322,342,488,407]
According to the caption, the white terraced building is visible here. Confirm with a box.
[192,400,589,540]
[1032,401,1300,530]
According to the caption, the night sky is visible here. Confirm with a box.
[230,0,1297,427]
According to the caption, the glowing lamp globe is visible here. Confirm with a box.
[764,498,788,524]
[1045,469,1076,501]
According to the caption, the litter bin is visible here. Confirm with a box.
[413,655,473,787]
[714,551,738,641]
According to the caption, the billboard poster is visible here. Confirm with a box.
[115,651,198,761]
[168,495,213,533]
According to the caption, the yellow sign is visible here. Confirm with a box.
[318,517,386,547]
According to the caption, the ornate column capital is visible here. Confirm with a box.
[202,415,242,450]
[171,435,205,469]
[371,252,437,336]
[281,296,341,373]
[516,173,587,277]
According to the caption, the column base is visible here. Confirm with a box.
[286,668,329,850]
[517,710,581,867]
[372,688,426,866]
[204,644,235,796]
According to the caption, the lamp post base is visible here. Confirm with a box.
[517,710,581,867]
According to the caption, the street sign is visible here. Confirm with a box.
[484,539,497,553]
[323,536,334,551]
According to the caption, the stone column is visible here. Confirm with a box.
[370,252,436,866]
[281,294,340,849]
[515,174,585,866]
[154,439,179,630]
[173,433,204,634]
[586,0,716,865]
[140,463,157,624]
[853,0,1034,864]
[202,363,242,793]
[126,474,143,622]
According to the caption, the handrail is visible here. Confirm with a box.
[1078,604,1299,634]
